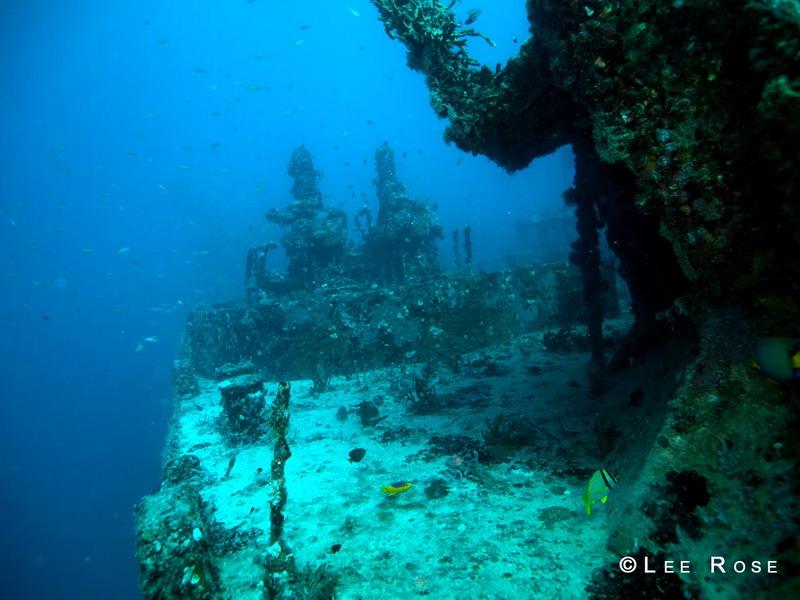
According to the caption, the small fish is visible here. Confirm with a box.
[155,36,169,45]
[193,67,207,74]
[347,6,360,17]
[465,9,482,25]
[330,543,342,554]
[80,248,94,254]
[512,35,518,43]
[295,39,305,46]
[300,24,311,30]
[158,184,167,194]
[348,448,366,463]
[583,469,617,515]
[381,481,413,496]
[135,342,144,353]
[41,314,50,321]
[752,337,800,384]
[144,336,160,343]
[118,247,130,253]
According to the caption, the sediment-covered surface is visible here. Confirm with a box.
[138,318,638,599]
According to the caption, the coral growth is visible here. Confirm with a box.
[371,6,800,596]
[173,358,199,398]
[266,146,349,289]
[136,458,220,599]
[218,374,265,441]
[371,0,800,320]
[363,142,443,283]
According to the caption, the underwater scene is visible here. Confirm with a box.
[2,0,800,598]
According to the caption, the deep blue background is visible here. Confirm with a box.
[0,1,574,597]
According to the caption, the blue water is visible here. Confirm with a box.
[0,2,573,597]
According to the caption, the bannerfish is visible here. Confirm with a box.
[752,337,800,384]
[381,481,413,496]
[349,448,366,463]
[583,469,617,515]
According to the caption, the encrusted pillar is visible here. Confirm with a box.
[263,382,294,599]
[566,141,607,373]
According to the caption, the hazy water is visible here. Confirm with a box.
[0,1,575,597]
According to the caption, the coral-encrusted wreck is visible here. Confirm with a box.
[370,0,800,597]
[135,142,622,598]
[135,2,800,598]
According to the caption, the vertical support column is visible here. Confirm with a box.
[463,225,473,276]
[264,382,293,599]
[566,141,608,376]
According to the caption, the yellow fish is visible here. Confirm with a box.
[583,469,616,515]
[381,481,413,496]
